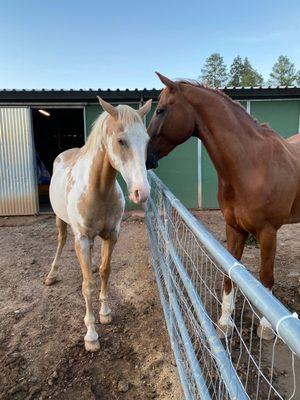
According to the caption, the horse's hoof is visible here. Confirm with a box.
[91,264,98,273]
[257,325,275,340]
[85,340,100,352]
[100,313,112,324]
[217,323,233,339]
[44,276,58,286]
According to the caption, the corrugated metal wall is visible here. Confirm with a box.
[0,107,38,215]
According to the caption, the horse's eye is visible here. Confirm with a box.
[118,139,127,147]
[156,108,165,115]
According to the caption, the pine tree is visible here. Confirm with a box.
[240,58,264,86]
[228,56,263,87]
[269,56,297,86]
[296,71,300,86]
[199,53,228,87]
[228,56,245,86]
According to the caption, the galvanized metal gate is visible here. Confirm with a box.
[0,107,38,215]
[146,171,300,400]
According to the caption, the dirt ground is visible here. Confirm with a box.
[0,213,182,400]
[0,210,299,400]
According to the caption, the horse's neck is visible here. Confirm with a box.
[186,86,265,182]
[79,148,116,195]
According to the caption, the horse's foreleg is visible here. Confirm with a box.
[99,233,117,324]
[45,217,67,285]
[257,226,277,340]
[75,234,99,352]
[90,242,98,273]
[218,224,248,338]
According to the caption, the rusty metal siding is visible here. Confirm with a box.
[0,107,38,215]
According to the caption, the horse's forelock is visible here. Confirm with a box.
[83,105,143,153]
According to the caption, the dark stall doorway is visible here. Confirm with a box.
[32,108,85,212]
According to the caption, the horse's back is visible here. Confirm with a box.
[286,133,300,144]
[286,134,300,163]
[50,148,80,224]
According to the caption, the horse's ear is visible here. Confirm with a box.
[97,96,118,119]
[138,99,152,119]
[155,72,178,92]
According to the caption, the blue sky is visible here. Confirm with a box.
[1,0,300,89]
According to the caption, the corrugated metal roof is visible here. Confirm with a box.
[0,86,300,103]
[0,85,299,91]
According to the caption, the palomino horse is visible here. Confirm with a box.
[146,73,300,340]
[45,98,152,351]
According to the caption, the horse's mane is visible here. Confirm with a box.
[176,79,267,130]
[83,105,141,152]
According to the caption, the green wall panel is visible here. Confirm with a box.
[250,100,300,138]
[155,138,198,208]
[201,146,219,208]
[201,101,247,209]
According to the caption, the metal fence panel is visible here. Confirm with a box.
[145,171,300,400]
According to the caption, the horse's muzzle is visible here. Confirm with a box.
[129,186,150,204]
[146,152,158,170]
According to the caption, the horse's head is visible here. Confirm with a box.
[98,97,152,204]
[146,72,196,169]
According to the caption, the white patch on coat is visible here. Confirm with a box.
[258,288,273,330]
[49,159,70,224]
[68,154,96,230]
[218,290,235,327]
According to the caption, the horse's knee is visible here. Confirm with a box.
[82,278,96,297]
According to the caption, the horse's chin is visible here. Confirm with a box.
[129,192,149,204]
[129,196,147,205]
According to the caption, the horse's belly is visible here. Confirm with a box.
[49,167,70,224]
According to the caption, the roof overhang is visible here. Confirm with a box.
[0,87,299,104]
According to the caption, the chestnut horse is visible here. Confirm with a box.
[46,98,152,351]
[146,73,300,340]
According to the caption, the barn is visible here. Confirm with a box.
[0,86,299,215]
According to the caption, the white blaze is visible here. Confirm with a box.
[106,121,150,203]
